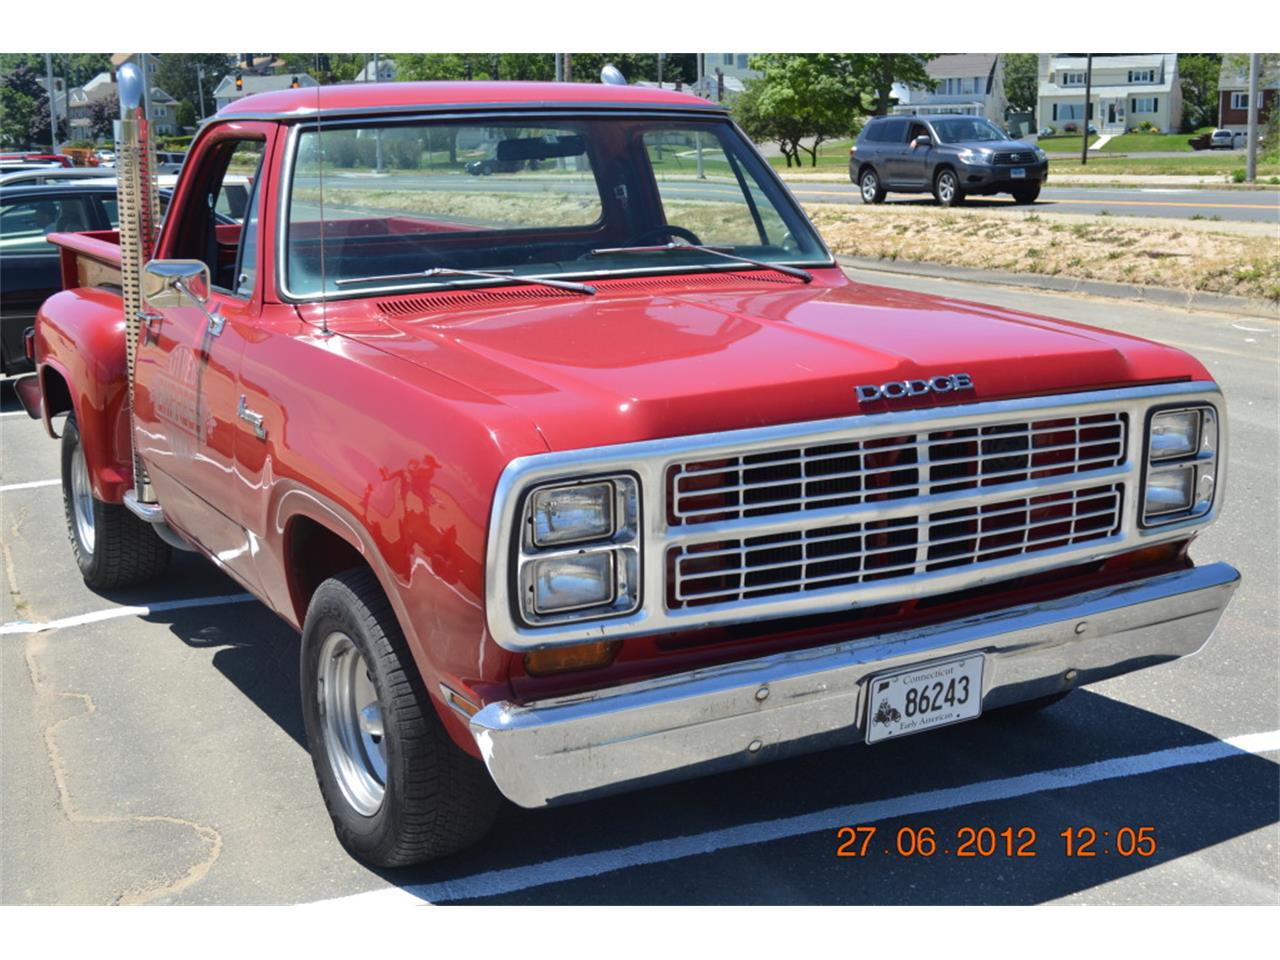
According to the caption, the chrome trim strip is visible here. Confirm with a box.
[472,562,1240,807]
[484,382,1226,651]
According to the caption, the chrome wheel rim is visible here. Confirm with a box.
[69,441,95,554]
[317,631,387,816]
[938,173,956,202]
[861,173,877,201]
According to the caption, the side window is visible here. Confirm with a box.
[0,195,97,253]
[886,119,910,144]
[643,128,787,249]
[907,122,929,144]
[167,138,265,295]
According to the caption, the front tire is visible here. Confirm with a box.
[61,413,170,589]
[1011,183,1041,204]
[300,568,500,867]
[933,168,964,206]
[859,168,886,204]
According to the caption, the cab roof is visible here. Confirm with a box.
[216,81,724,121]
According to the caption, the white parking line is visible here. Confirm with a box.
[315,728,1280,906]
[0,410,32,418]
[0,593,257,635]
[0,478,60,492]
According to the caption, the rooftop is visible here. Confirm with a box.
[216,80,721,119]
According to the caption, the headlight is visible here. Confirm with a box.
[531,482,614,546]
[516,475,641,624]
[1143,406,1218,526]
[1149,409,1199,460]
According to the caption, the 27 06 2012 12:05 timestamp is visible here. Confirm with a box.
[835,826,1159,858]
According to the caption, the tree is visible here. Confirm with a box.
[175,99,197,130]
[1179,54,1222,131]
[0,62,65,148]
[739,55,861,166]
[1003,54,1038,113]
[88,92,119,141]
[841,54,936,116]
[155,54,230,117]
[395,53,476,81]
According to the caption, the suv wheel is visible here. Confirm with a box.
[933,169,964,206]
[300,568,501,866]
[859,168,886,204]
[1011,184,1041,204]
[61,413,171,589]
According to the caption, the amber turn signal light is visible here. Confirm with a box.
[523,640,620,676]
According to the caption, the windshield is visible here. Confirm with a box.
[284,115,829,297]
[930,118,1009,144]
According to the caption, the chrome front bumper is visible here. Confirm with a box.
[470,563,1239,808]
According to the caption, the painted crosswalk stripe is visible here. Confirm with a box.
[0,478,60,492]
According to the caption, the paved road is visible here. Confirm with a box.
[787,182,1280,223]
[296,172,1280,224]
[1,279,1276,905]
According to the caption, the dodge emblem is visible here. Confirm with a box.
[856,372,974,403]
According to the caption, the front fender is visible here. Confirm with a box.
[35,287,133,502]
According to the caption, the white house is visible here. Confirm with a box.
[213,72,318,112]
[891,54,1008,123]
[353,58,397,83]
[1038,54,1182,134]
[693,53,760,101]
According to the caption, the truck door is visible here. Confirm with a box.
[132,126,272,591]
[878,118,914,186]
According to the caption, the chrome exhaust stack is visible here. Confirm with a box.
[115,62,161,504]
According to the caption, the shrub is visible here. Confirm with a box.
[1063,121,1079,133]
[1139,120,1155,132]
[1231,168,1246,183]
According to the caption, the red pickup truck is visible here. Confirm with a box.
[17,69,1238,868]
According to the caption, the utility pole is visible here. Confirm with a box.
[1080,53,1093,166]
[657,53,664,89]
[372,53,383,173]
[1246,53,1260,183]
[196,63,206,120]
[44,53,59,153]
[554,53,563,82]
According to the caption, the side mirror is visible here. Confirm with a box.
[143,259,210,308]
[913,134,931,148]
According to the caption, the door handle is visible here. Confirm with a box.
[237,395,267,440]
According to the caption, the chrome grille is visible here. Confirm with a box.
[670,484,1124,607]
[669,413,1127,525]
[666,412,1127,609]
[992,151,1036,165]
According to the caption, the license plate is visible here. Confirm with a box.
[865,654,983,744]
[1011,167,1027,178]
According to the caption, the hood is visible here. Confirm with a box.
[326,270,1207,451]
[958,139,1036,154]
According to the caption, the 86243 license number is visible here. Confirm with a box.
[865,654,983,744]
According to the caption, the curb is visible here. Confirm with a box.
[836,256,1279,320]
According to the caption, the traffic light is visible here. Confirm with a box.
[234,73,243,92]
[290,75,300,89]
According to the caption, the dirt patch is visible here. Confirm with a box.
[805,203,1280,303]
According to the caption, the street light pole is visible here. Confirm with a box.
[555,53,563,83]
[1080,53,1092,166]
[45,52,59,153]
[196,64,206,121]
[1246,53,1260,183]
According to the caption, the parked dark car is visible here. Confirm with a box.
[465,156,527,175]
[850,115,1049,207]
[0,181,233,375]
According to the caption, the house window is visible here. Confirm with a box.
[723,54,734,66]
[1128,69,1155,83]
[1232,92,1249,110]
[1131,97,1158,113]
[736,54,749,69]
[1061,72,1086,86]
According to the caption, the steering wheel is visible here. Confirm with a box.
[629,224,704,246]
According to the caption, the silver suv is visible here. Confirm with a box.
[850,115,1049,206]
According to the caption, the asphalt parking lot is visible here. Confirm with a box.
[2,273,1277,905]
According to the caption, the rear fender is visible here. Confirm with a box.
[34,287,133,503]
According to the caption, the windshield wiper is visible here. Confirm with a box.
[587,239,813,283]
[335,266,596,295]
